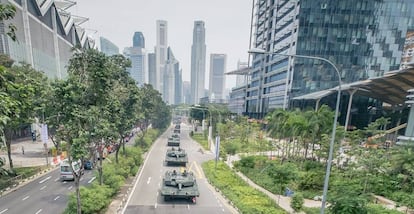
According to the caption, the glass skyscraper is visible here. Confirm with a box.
[209,54,227,101]
[133,32,145,48]
[190,21,206,104]
[247,0,414,117]
[100,37,119,56]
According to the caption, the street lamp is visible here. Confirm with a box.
[248,48,342,214]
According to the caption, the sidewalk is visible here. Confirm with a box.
[226,154,321,214]
[0,137,56,168]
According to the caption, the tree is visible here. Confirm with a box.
[1,63,48,169]
[0,3,17,41]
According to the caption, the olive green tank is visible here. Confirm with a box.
[167,136,180,146]
[165,147,188,166]
[160,170,200,203]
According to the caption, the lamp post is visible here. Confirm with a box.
[248,48,342,214]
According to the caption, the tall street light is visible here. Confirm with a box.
[248,48,342,214]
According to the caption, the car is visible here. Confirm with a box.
[84,160,93,170]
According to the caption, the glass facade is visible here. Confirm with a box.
[246,0,414,118]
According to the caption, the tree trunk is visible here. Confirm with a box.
[6,130,13,169]
[115,138,121,164]
[98,145,103,185]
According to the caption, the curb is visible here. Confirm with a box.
[0,165,58,198]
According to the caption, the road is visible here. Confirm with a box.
[123,124,236,214]
[0,167,96,214]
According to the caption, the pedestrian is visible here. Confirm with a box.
[22,146,25,155]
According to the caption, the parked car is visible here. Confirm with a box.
[84,160,93,170]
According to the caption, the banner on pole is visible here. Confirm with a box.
[41,124,48,143]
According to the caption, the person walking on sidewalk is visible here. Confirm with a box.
[21,146,24,155]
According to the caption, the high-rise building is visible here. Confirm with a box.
[155,20,168,93]
[163,47,182,104]
[133,32,145,48]
[100,37,119,56]
[123,47,147,86]
[123,32,147,86]
[236,61,248,87]
[148,52,157,87]
[190,21,206,104]
[209,54,226,101]
[246,0,414,118]
[183,81,191,104]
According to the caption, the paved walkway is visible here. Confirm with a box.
[226,155,321,214]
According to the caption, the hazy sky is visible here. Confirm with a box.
[71,0,253,89]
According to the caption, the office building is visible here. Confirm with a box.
[183,81,191,104]
[246,0,414,118]
[148,52,156,87]
[0,0,94,79]
[155,20,168,93]
[100,37,119,56]
[209,54,226,101]
[190,20,206,104]
[123,32,147,85]
[133,32,145,48]
[236,61,248,87]
[163,47,182,104]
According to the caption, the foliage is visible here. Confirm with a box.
[366,204,404,214]
[0,3,17,41]
[202,161,287,214]
[291,192,304,212]
[134,128,159,151]
[65,146,142,213]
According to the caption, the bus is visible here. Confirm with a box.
[60,159,82,181]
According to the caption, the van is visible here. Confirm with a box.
[60,159,82,181]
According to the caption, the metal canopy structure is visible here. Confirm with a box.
[293,66,414,106]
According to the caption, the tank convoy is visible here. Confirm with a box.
[160,170,200,203]
[165,147,188,166]
[167,136,180,146]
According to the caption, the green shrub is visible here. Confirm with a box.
[366,204,403,214]
[202,161,286,214]
[291,192,304,212]
[64,184,112,214]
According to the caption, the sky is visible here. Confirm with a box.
[71,0,253,90]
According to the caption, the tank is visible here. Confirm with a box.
[167,137,180,146]
[160,170,200,203]
[165,147,188,166]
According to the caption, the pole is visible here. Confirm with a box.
[248,48,341,214]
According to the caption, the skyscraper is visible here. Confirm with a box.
[190,21,206,104]
[100,37,119,56]
[183,81,191,104]
[148,52,156,87]
[123,32,147,86]
[133,32,145,48]
[209,54,226,101]
[246,0,414,118]
[163,47,182,104]
[155,20,168,93]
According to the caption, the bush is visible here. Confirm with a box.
[64,184,112,214]
[291,192,304,212]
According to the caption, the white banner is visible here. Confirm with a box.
[41,124,48,143]
[215,135,220,161]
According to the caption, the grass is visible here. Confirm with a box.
[191,133,209,150]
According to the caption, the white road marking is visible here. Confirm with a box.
[40,186,46,190]
[54,178,59,182]
[0,209,8,214]
[68,186,73,190]
[35,209,42,214]
[39,176,51,184]
[147,177,151,184]
[88,176,96,184]
[22,196,30,201]
[54,196,60,201]
[222,208,225,212]
[158,182,160,188]
[63,181,67,184]
[154,203,157,209]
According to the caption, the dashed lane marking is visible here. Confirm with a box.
[39,176,51,184]
[22,196,30,201]
[35,209,42,214]
[68,186,73,190]
[40,186,46,190]
[0,209,8,214]
[88,176,96,184]
[54,196,60,201]
[147,177,151,184]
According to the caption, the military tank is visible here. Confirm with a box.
[165,147,188,166]
[160,170,200,203]
[167,137,180,146]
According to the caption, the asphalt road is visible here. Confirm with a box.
[123,123,237,214]
[0,167,96,214]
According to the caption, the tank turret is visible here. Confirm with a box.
[165,147,188,166]
[160,170,200,203]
